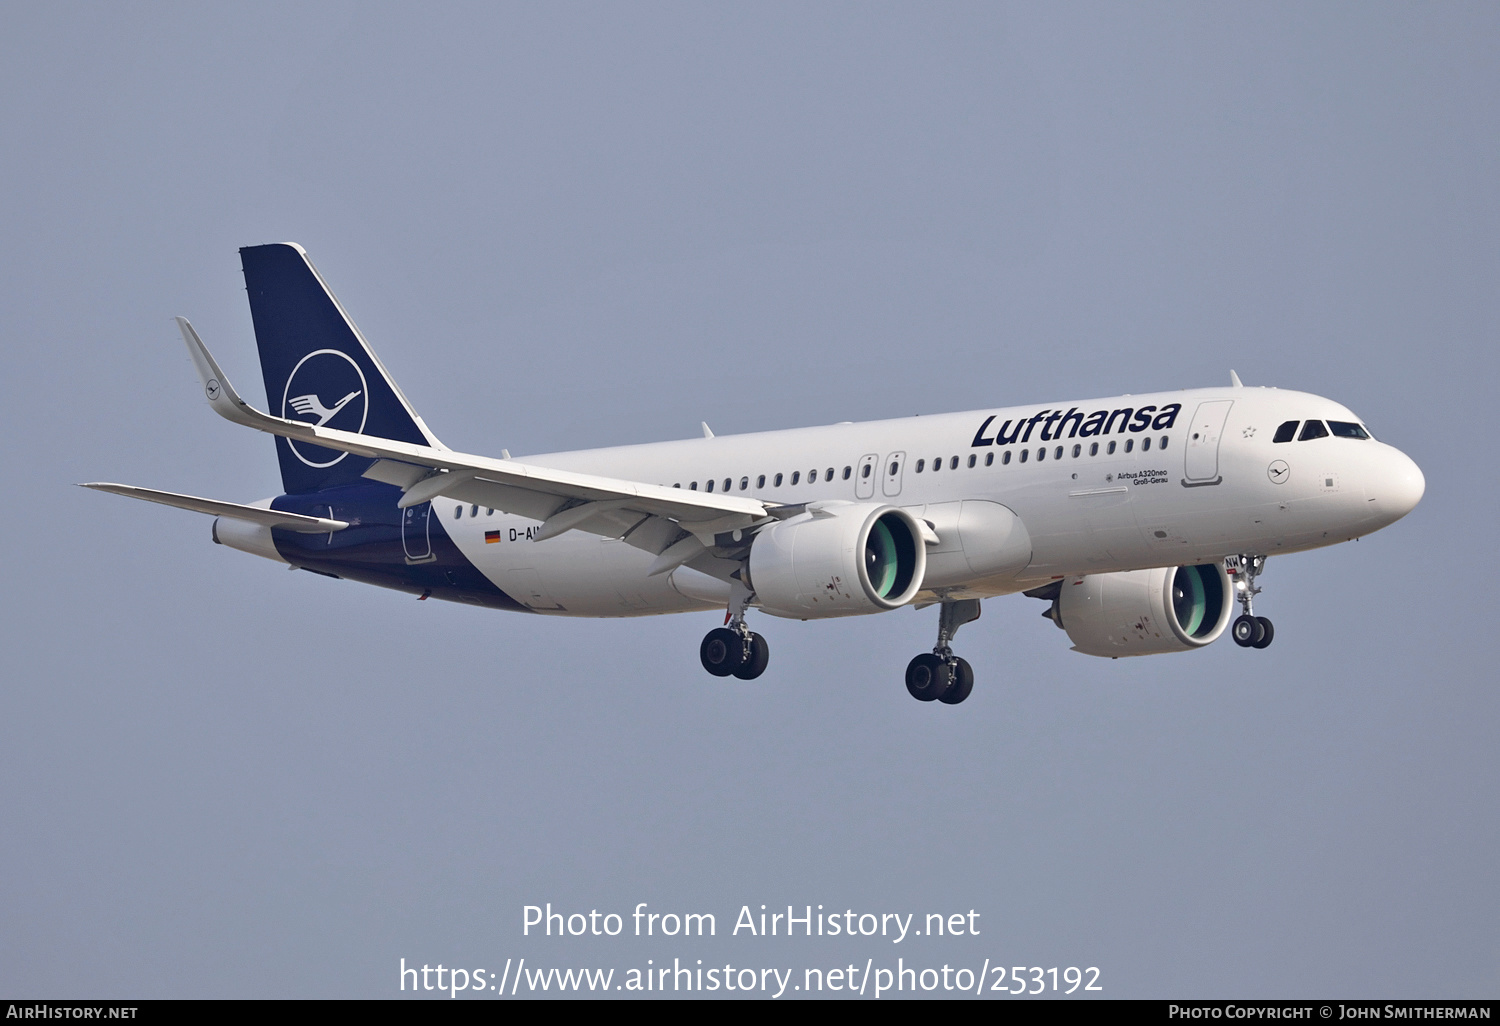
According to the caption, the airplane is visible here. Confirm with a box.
[83,243,1426,705]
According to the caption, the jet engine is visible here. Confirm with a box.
[749,502,927,619]
[1031,563,1233,657]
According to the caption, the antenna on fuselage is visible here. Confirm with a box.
[1229,370,1245,388]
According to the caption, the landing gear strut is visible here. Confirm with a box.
[1228,554,1274,649]
[905,599,980,704]
[699,579,770,679]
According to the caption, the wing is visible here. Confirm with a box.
[176,318,775,574]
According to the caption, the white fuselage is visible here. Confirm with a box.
[438,386,1424,617]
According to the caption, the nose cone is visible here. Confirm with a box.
[1380,447,1425,521]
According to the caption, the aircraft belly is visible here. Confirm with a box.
[444,506,703,616]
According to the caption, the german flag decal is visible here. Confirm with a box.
[484,530,501,544]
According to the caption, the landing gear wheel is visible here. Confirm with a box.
[732,633,770,680]
[905,653,953,702]
[938,657,974,705]
[1232,614,1263,648]
[700,627,744,677]
[1229,554,1272,651]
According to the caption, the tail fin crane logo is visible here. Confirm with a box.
[289,390,361,426]
[280,348,369,468]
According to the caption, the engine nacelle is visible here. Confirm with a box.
[1046,563,1232,657]
[749,502,927,619]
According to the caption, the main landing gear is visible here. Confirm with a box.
[1228,554,1275,649]
[699,580,769,680]
[905,599,980,705]
[700,625,769,679]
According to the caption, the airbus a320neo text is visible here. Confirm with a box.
[86,244,1425,704]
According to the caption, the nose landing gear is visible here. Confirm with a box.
[1227,554,1274,649]
[905,598,980,704]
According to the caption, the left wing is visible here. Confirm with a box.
[177,318,774,575]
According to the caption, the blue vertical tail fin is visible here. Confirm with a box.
[240,243,442,494]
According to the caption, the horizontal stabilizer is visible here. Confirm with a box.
[79,483,348,533]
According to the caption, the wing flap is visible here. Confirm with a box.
[442,477,568,524]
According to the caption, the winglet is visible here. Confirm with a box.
[176,317,264,429]
[1229,369,1244,389]
[701,422,714,439]
[175,317,397,462]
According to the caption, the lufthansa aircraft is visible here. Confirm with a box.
[85,244,1425,704]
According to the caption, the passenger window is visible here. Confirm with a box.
[1273,420,1299,443]
[889,461,899,476]
[1072,444,1081,458]
[724,478,732,491]
[1019,449,1029,463]
[932,458,941,472]
[916,459,925,473]
[673,483,680,489]
[471,504,479,517]
[774,473,783,486]
[1037,447,1046,462]
[740,477,748,490]
[1054,446,1063,460]
[690,481,698,490]
[842,466,851,480]
[487,508,494,515]
[1159,435,1168,450]
[791,471,800,485]
[1107,441,1117,455]
[861,464,872,479]
[1141,437,1151,451]
[967,454,976,468]
[757,475,766,488]
[1299,420,1329,441]
[1002,450,1012,465]
[950,456,959,470]
[1089,442,1098,456]
[454,505,463,519]
[825,468,834,482]
[809,469,817,482]
[705,479,714,492]
[1125,438,1134,453]
[1328,421,1370,439]
[985,452,994,466]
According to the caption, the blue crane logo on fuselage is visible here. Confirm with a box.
[280,348,369,468]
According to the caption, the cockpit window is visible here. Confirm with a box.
[1273,420,1299,443]
[1298,420,1329,441]
[1328,421,1370,439]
